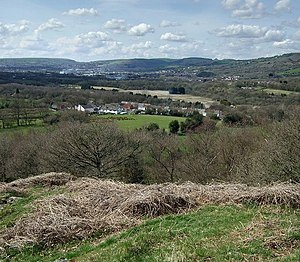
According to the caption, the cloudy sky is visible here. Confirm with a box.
[0,0,300,61]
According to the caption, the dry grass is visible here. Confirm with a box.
[0,174,299,249]
[1,173,76,196]
[8,172,76,189]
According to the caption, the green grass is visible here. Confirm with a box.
[262,88,299,96]
[97,114,186,131]
[279,68,300,76]
[0,119,45,134]
[3,205,299,262]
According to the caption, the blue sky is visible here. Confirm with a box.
[0,0,300,61]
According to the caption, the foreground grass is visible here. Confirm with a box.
[0,186,65,231]
[3,205,299,262]
[98,114,186,131]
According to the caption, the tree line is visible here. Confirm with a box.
[1,107,299,185]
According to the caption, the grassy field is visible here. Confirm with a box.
[97,114,186,131]
[0,114,185,134]
[263,88,299,96]
[92,86,215,107]
[279,68,300,76]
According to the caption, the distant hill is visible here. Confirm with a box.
[0,53,300,78]
[0,58,78,71]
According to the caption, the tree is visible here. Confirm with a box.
[80,83,92,90]
[179,133,219,183]
[180,112,204,133]
[169,120,179,134]
[223,113,243,126]
[0,131,45,182]
[146,122,159,131]
[254,113,300,183]
[143,131,181,182]
[0,135,12,182]
[45,122,141,177]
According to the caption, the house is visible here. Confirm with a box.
[120,102,136,112]
[138,103,146,111]
[76,104,99,114]
[50,102,72,111]
[98,103,120,114]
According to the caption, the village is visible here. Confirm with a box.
[73,100,222,119]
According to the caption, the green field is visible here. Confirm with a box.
[97,114,186,131]
[279,68,300,76]
[263,88,299,96]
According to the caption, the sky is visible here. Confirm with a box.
[0,0,300,61]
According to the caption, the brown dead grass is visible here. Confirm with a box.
[0,174,299,249]
[0,173,76,196]
[8,172,76,189]
[229,211,300,259]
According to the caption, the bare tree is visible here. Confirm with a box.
[144,131,181,183]
[255,112,300,183]
[45,122,141,178]
[0,135,12,182]
[180,133,219,183]
[0,131,44,182]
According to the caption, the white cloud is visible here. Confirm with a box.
[159,44,178,54]
[159,20,181,28]
[0,20,30,37]
[53,32,114,58]
[180,41,204,54]
[75,31,111,47]
[282,17,300,28]
[63,8,99,16]
[36,18,64,34]
[20,36,50,51]
[128,23,154,36]
[122,41,152,57]
[160,32,188,42]
[104,19,127,32]
[274,0,291,12]
[293,30,300,40]
[222,0,241,9]
[264,30,285,42]
[131,41,152,49]
[158,40,204,57]
[215,24,285,42]
[222,0,266,19]
[273,39,299,50]
[215,24,266,38]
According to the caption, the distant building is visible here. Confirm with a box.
[75,104,99,113]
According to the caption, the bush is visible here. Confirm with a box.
[169,120,179,134]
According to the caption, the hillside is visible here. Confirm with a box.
[0,58,78,72]
[1,53,300,78]
[1,173,299,261]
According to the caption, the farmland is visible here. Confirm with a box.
[98,114,186,131]
[92,86,214,107]
[263,88,299,96]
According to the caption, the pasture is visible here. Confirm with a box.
[263,88,299,96]
[92,86,214,107]
[97,114,186,131]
